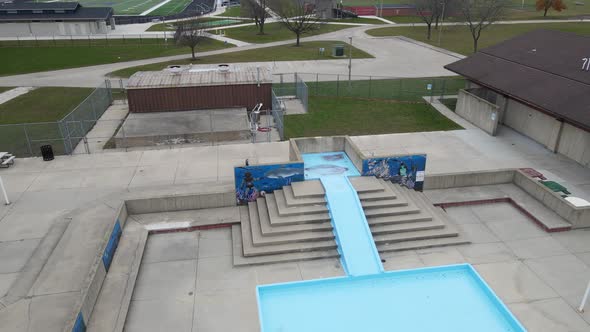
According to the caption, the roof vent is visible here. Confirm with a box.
[218,64,230,73]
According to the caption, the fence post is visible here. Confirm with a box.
[440,79,446,100]
[58,120,69,155]
[16,36,20,47]
[315,73,319,96]
[22,124,33,157]
[368,76,372,99]
[337,74,340,97]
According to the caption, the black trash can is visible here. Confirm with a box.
[333,45,345,57]
[40,145,54,161]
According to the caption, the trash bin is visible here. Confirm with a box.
[40,145,54,161]
[333,45,345,57]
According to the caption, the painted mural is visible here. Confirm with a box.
[235,163,305,204]
[362,155,427,191]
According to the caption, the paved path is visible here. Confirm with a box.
[0,87,35,105]
[0,26,461,87]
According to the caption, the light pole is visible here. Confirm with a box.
[437,0,446,46]
[348,36,353,88]
[0,176,10,205]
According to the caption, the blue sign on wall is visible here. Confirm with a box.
[72,312,86,332]
[102,220,122,272]
[362,155,427,191]
[235,163,304,204]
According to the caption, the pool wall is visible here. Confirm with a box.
[257,263,527,332]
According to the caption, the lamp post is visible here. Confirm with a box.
[348,36,353,88]
[0,176,9,205]
[437,0,446,46]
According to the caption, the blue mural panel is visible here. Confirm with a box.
[362,155,427,191]
[72,312,86,332]
[234,163,304,204]
[102,220,122,272]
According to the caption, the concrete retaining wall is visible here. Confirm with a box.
[125,191,235,215]
[556,123,590,167]
[503,99,563,152]
[456,89,500,136]
[423,169,515,190]
[0,21,108,37]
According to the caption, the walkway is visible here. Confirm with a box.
[0,87,35,105]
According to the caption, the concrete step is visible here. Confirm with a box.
[266,194,331,225]
[367,211,432,226]
[397,185,457,226]
[364,205,421,218]
[249,201,334,246]
[271,191,328,216]
[357,184,398,201]
[377,235,470,253]
[349,176,386,193]
[361,197,408,209]
[239,206,337,256]
[232,225,340,266]
[373,227,460,245]
[281,186,325,207]
[258,197,333,235]
[291,180,324,198]
[370,219,445,235]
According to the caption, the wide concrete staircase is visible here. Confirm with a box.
[232,176,469,266]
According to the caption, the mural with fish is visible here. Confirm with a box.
[362,155,427,191]
[234,163,305,204]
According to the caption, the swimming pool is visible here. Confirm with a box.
[257,151,526,331]
[257,264,526,332]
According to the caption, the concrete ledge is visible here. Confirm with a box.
[125,191,235,215]
[513,170,590,228]
[424,169,515,190]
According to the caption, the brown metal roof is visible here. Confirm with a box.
[444,29,590,132]
[127,66,273,89]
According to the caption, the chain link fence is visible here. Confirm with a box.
[272,73,466,102]
[0,81,116,157]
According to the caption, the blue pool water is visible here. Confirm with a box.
[301,152,360,180]
[258,264,526,332]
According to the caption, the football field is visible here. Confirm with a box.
[38,0,195,15]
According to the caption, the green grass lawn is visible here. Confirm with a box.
[109,40,374,77]
[366,22,590,54]
[147,17,251,31]
[0,38,233,76]
[0,87,96,156]
[321,17,387,24]
[225,22,355,43]
[0,87,93,124]
[0,87,13,94]
[285,96,462,138]
[217,5,243,17]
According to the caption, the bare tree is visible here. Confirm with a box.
[415,0,440,40]
[459,0,507,52]
[243,0,269,34]
[275,0,321,46]
[174,21,205,60]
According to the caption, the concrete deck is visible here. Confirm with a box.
[0,124,589,331]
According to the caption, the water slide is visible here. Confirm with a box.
[321,175,383,276]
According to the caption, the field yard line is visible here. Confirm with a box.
[141,0,173,16]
